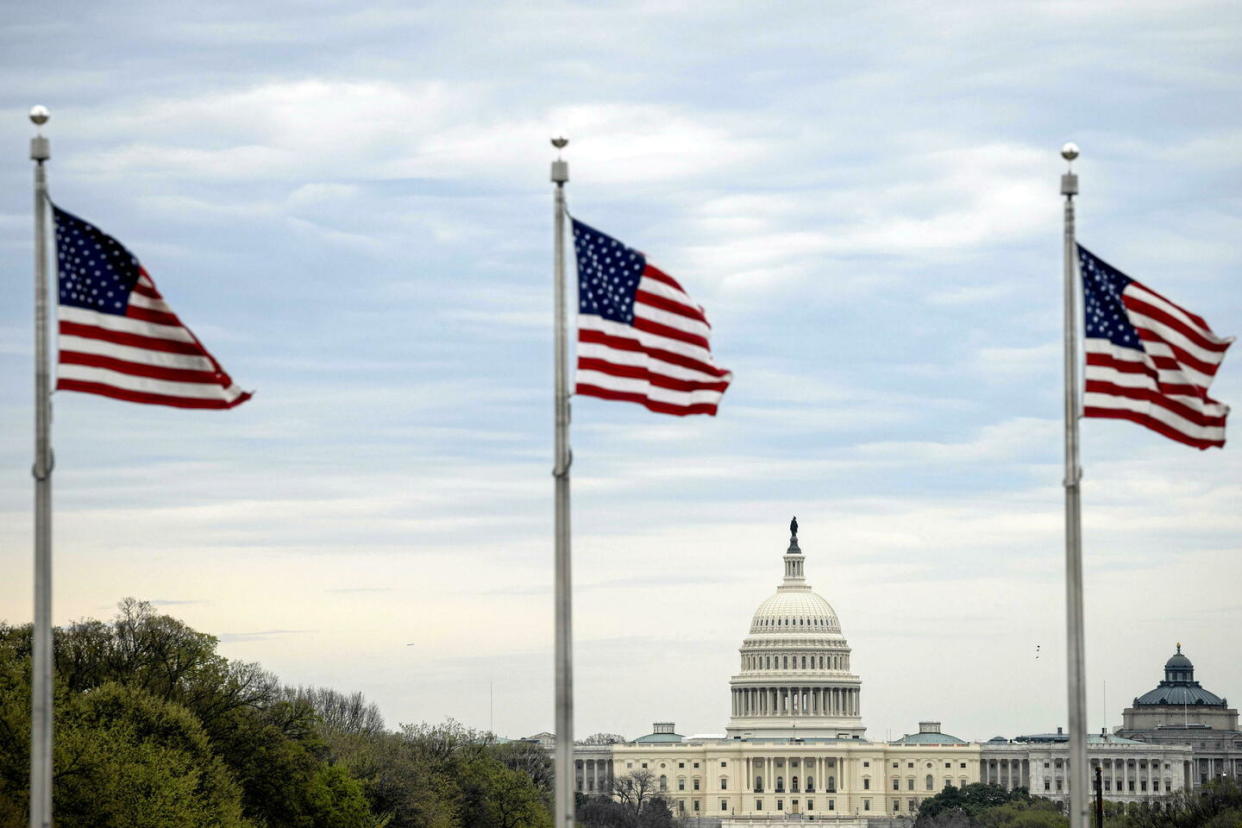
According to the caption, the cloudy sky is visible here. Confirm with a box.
[1,1,1239,745]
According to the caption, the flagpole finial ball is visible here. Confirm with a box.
[1061,142,1079,161]
[551,137,569,149]
[29,105,50,126]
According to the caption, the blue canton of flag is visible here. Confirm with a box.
[573,220,644,325]
[1081,250,1142,350]
[55,208,141,315]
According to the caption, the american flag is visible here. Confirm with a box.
[1080,245,1232,449]
[572,219,732,416]
[53,205,251,409]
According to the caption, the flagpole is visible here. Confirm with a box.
[1061,141,1089,828]
[28,105,54,828]
[550,137,575,828]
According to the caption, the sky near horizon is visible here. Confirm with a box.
[1,1,1239,745]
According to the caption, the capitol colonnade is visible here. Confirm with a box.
[730,685,861,718]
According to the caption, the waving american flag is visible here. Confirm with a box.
[1080,245,1232,449]
[53,205,251,409]
[572,219,732,416]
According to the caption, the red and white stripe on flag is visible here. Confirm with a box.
[58,269,251,409]
[576,262,732,416]
[1082,259,1232,449]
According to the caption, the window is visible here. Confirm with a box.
[693,779,700,791]
[864,799,871,811]
[720,778,728,791]
[627,762,633,769]
[659,776,667,791]
[863,761,870,768]
[693,763,699,769]
[827,776,835,793]
[892,778,900,791]
[776,799,783,811]
[893,801,900,812]
[945,762,951,768]
[755,799,763,811]
[892,762,899,769]
[909,799,917,812]
[641,763,647,769]
[693,801,699,812]
[679,762,685,769]
[908,762,914,768]
[960,762,966,769]
[754,776,763,793]
[721,761,727,768]
[863,777,870,790]
[807,799,814,811]
[720,800,727,812]
[677,778,685,791]
[776,776,784,793]
[828,799,835,811]
[925,775,934,790]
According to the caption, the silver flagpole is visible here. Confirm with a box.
[550,137,575,828]
[28,105,54,828]
[1060,142,1089,828]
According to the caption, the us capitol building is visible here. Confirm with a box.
[541,523,1225,824]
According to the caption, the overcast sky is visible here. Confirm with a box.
[1,1,1239,745]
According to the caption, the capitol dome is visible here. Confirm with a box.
[725,524,865,740]
[749,590,841,634]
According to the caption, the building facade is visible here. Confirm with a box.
[1116,645,1242,786]
[980,729,1191,807]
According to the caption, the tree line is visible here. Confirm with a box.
[914,779,1242,827]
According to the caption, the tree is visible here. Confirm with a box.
[578,795,635,828]
[458,754,553,828]
[918,783,1045,824]
[493,739,554,806]
[0,601,376,828]
[579,732,628,745]
[1109,777,1242,828]
[613,769,661,814]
